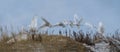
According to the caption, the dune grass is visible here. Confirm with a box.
[0,26,120,52]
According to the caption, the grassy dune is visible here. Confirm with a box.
[0,34,87,52]
[0,24,120,52]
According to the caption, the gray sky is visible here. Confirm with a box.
[0,0,120,33]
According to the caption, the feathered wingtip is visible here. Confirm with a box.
[29,16,38,30]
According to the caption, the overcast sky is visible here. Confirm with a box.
[0,0,120,33]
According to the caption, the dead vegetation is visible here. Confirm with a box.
[0,34,87,52]
[0,25,120,52]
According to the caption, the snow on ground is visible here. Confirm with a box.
[94,42,110,52]
[84,41,110,52]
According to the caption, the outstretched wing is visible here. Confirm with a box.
[39,25,46,29]
[41,17,50,25]
[53,22,65,28]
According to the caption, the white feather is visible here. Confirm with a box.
[85,22,94,29]
[98,22,104,34]
[29,16,38,29]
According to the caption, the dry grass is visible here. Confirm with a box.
[0,26,87,52]
[0,34,87,52]
[0,25,120,52]
[72,31,95,45]
[41,35,86,52]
